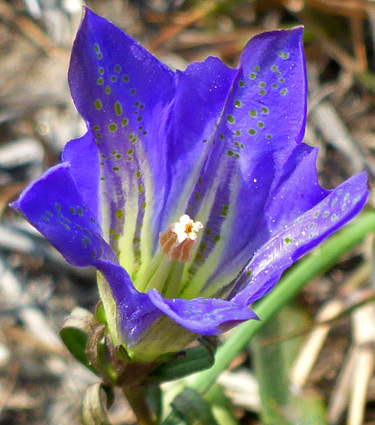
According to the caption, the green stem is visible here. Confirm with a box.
[186,210,375,394]
[122,386,156,425]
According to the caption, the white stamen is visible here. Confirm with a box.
[159,214,203,262]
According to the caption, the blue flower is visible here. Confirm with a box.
[11,9,369,362]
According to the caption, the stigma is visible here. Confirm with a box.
[159,214,203,262]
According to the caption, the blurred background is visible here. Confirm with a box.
[0,0,374,424]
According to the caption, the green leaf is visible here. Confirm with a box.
[151,345,215,382]
[251,306,322,425]
[146,384,163,423]
[172,388,219,425]
[96,302,107,325]
[206,384,239,425]
[60,307,99,375]
[81,383,114,425]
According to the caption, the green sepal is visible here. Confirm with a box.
[60,307,99,375]
[172,388,219,425]
[96,302,107,325]
[81,383,114,425]
[150,344,215,383]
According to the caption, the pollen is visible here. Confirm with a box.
[159,214,203,262]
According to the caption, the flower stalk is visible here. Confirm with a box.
[122,386,156,425]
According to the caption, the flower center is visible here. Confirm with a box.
[159,214,203,262]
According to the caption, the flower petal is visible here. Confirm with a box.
[148,289,257,335]
[201,143,328,297]
[177,27,308,298]
[10,162,163,347]
[61,131,101,223]
[11,163,115,266]
[158,57,236,231]
[231,171,369,305]
[69,8,175,277]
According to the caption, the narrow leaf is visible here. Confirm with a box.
[60,307,99,374]
[172,388,219,425]
[81,383,114,425]
[151,345,215,382]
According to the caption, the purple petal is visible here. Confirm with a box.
[93,260,162,347]
[10,163,162,348]
[69,8,175,274]
[11,164,116,267]
[148,289,257,335]
[159,57,236,233]
[232,171,370,305]
[177,27,309,298]
[61,131,101,223]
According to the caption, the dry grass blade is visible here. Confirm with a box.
[311,101,365,174]
[347,304,375,425]
[291,300,345,390]
[147,0,217,51]
[0,256,63,352]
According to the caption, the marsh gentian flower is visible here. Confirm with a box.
[12,9,369,362]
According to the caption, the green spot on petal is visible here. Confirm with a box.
[109,123,118,132]
[97,77,104,85]
[95,99,102,110]
[115,102,122,116]
[227,115,234,124]
[220,205,229,217]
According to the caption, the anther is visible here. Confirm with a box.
[159,214,203,262]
